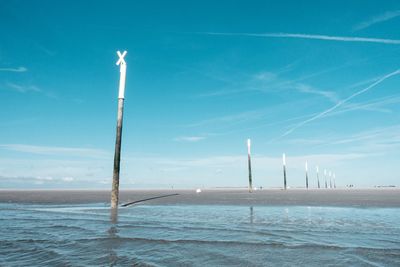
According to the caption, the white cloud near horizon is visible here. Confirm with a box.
[0,157,108,187]
[0,66,27,72]
[0,149,382,188]
[62,176,74,182]
[354,10,400,31]
[202,32,400,45]
[122,152,367,176]
[0,144,109,158]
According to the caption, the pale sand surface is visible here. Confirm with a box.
[0,188,399,207]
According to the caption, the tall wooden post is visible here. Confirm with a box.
[305,161,309,189]
[247,139,253,193]
[316,165,320,189]
[283,153,287,190]
[111,51,127,209]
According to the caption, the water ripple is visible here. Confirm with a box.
[1,204,399,266]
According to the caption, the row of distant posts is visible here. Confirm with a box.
[247,139,336,192]
[109,51,338,211]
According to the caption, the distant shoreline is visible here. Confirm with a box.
[1,188,399,207]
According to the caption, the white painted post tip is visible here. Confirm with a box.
[116,51,127,65]
[282,153,286,165]
[316,165,319,172]
[305,161,308,171]
[247,139,251,154]
[116,50,127,99]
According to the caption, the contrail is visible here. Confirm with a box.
[354,10,400,31]
[202,32,400,45]
[280,69,400,137]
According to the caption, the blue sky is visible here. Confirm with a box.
[1,0,400,189]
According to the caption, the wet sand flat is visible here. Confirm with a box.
[1,188,399,207]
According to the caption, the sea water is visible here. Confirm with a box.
[1,203,399,266]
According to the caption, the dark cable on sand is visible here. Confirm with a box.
[121,193,180,207]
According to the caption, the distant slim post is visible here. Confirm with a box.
[111,50,127,209]
[324,169,327,189]
[305,161,309,189]
[316,165,320,189]
[329,171,332,189]
[283,153,287,190]
[247,139,253,193]
[333,173,336,188]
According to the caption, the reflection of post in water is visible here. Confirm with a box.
[307,206,312,224]
[249,206,254,224]
[108,207,142,265]
[110,207,119,224]
[108,207,119,266]
[284,207,289,222]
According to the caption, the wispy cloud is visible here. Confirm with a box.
[196,60,368,101]
[0,144,109,158]
[280,69,400,137]
[295,84,338,103]
[285,123,400,149]
[185,109,266,128]
[174,136,205,142]
[128,153,366,171]
[0,175,80,187]
[354,10,400,31]
[277,96,400,145]
[0,67,27,72]
[34,42,57,56]
[253,71,277,81]
[194,62,296,98]
[4,82,58,98]
[328,125,400,147]
[5,82,41,93]
[331,94,400,115]
[0,150,372,188]
[201,32,400,45]
[0,156,108,188]
[0,175,54,184]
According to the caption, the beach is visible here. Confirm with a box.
[1,188,399,207]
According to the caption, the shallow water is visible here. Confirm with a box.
[1,203,400,266]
